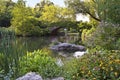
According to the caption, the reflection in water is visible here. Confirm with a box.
[0,34,80,57]
[16,37,51,52]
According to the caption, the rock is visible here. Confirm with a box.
[50,43,85,52]
[56,58,64,66]
[52,77,64,80]
[16,72,43,80]
[73,51,86,58]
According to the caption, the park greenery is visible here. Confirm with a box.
[0,0,120,80]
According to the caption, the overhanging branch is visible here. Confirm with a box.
[86,11,101,22]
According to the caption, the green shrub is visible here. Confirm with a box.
[63,49,120,80]
[0,27,14,36]
[81,27,96,47]
[14,17,40,36]
[19,49,62,79]
[81,22,120,50]
[78,22,92,31]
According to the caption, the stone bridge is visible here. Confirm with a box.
[49,26,64,35]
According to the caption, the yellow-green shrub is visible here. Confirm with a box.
[19,49,62,78]
[63,50,120,80]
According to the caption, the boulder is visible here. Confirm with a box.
[52,77,64,80]
[50,43,85,52]
[46,77,64,80]
[16,72,43,80]
[73,51,86,58]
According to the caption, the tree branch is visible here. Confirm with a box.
[86,11,101,22]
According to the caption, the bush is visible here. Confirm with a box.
[81,27,96,46]
[78,22,92,31]
[81,22,120,50]
[19,49,62,79]
[14,17,42,36]
[0,27,14,36]
[63,49,120,80]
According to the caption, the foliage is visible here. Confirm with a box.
[0,29,25,80]
[40,5,60,23]
[78,22,92,30]
[11,3,48,36]
[0,0,14,27]
[48,21,79,33]
[14,17,46,36]
[34,0,54,18]
[64,0,101,22]
[19,49,62,79]
[65,0,120,23]
[94,0,120,24]
[78,22,93,38]
[11,2,31,35]
[63,49,120,80]
[0,27,14,36]
[40,5,75,25]
[82,22,120,50]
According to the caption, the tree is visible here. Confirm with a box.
[59,7,75,21]
[0,0,15,27]
[40,5,60,23]
[64,0,101,22]
[34,0,54,18]
[64,0,120,23]
[93,0,120,23]
[11,0,47,36]
[40,5,75,24]
[11,1,34,36]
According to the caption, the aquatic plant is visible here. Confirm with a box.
[0,29,26,80]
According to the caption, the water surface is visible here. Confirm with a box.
[0,34,80,57]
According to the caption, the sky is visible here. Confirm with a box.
[76,13,89,22]
[12,0,65,7]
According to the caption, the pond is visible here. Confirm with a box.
[0,33,80,58]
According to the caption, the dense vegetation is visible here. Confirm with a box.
[0,0,77,36]
[0,0,120,80]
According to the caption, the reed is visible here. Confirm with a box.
[0,28,26,80]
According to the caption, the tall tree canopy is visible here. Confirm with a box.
[34,0,54,18]
[65,0,120,23]
[40,5,75,24]
[11,0,34,35]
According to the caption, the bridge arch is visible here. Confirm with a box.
[49,26,64,35]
